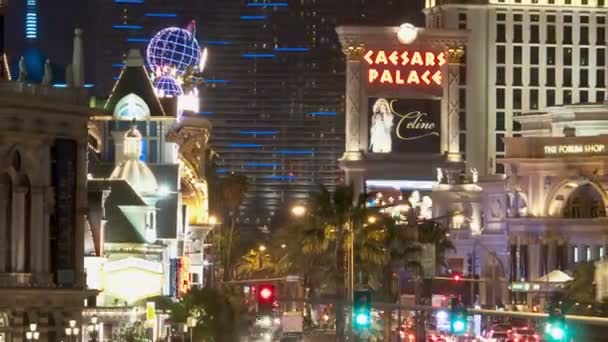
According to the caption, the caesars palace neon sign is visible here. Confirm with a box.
[364,50,446,86]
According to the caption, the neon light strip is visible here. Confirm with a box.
[202,40,231,45]
[274,47,310,52]
[113,0,144,3]
[127,38,150,43]
[113,25,143,30]
[205,79,230,84]
[240,15,266,20]
[145,13,177,17]
[310,111,337,116]
[229,143,262,148]
[197,111,214,115]
[241,53,275,58]
[266,175,297,180]
[112,63,125,67]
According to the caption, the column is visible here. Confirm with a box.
[528,242,541,281]
[11,187,26,272]
[75,142,87,287]
[29,187,45,275]
[342,43,365,160]
[547,240,557,272]
[443,46,465,160]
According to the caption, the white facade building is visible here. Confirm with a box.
[425,0,608,175]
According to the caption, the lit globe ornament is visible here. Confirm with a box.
[147,26,201,77]
[397,23,418,45]
[154,75,183,97]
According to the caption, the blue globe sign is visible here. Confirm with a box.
[147,27,201,77]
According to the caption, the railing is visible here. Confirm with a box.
[0,273,33,287]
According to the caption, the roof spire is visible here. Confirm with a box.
[72,28,85,87]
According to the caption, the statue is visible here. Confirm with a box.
[18,56,27,82]
[436,168,444,183]
[41,59,52,86]
[471,168,479,183]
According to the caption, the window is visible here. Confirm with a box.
[598,15,606,24]
[530,46,539,65]
[496,88,505,109]
[597,91,606,102]
[513,67,522,85]
[513,89,522,109]
[594,73,604,90]
[530,89,539,110]
[580,69,588,87]
[531,14,540,22]
[547,47,556,65]
[586,246,592,262]
[497,45,506,64]
[598,28,606,45]
[496,112,505,131]
[580,90,589,103]
[563,26,572,44]
[496,133,505,152]
[580,16,589,24]
[600,247,605,259]
[497,24,506,43]
[514,46,522,64]
[580,48,589,66]
[496,67,505,85]
[580,26,589,45]
[563,48,572,65]
[547,26,556,44]
[598,48,606,66]
[547,89,556,106]
[530,68,539,86]
[547,68,556,86]
[530,25,539,43]
[563,90,572,104]
[497,13,506,21]
[513,25,522,43]
[573,246,579,263]
[547,14,556,23]
[563,69,572,86]
[564,15,572,23]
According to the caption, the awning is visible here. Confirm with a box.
[534,270,573,283]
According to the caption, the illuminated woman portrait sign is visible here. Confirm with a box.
[369,98,441,154]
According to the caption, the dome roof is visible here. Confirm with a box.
[110,159,159,194]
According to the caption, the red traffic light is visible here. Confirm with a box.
[453,274,461,281]
[257,284,275,303]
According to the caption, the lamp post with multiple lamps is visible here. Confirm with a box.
[86,316,100,342]
[25,323,39,342]
[65,320,79,342]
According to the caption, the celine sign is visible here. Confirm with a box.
[364,50,446,86]
[544,144,606,155]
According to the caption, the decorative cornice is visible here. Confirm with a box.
[342,43,366,61]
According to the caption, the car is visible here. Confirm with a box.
[506,327,540,342]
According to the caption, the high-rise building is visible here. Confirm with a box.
[195,0,421,233]
[425,0,608,175]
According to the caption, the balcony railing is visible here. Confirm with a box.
[0,273,33,287]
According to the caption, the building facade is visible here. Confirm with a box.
[425,0,608,175]
[0,30,93,342]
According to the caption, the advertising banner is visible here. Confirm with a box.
[368,97,441,154]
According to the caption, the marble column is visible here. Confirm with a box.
[11,187,26,272]
[528,243,541,281]
[75,142,88,286]
[547,240,557,272]
[342,43,365,160]
[30,187,45,275]
[443,46,465,160]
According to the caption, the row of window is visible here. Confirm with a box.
[495,88,604,111]
[497,46,606,67]
[572,245,605,263]
[497,23,605,45]
[496,12,606,24]
[497,67,606,87]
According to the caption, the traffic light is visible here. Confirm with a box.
[545,309,569,341]
[256,284,276,313]
[449,298,467,336]
[452,271,462,282]
[353,289,372,331]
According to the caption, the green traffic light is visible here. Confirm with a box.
[355,313,370,326]
[452,319,466,334]
[550,326,565,340]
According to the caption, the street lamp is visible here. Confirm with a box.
[86,315,100,342]
[208,215,218,225]
[258,245,266,252]
[367,216,377,224]
[291,205,306,217]
[25,323,39,341]
[65,320,79,342]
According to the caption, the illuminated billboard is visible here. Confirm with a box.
[364,49,445,89]
[368,97,440,154]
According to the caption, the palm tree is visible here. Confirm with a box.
[417,219,456,271]
[235,249,276,279]
[220,173,248,281]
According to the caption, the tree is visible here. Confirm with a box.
[563,261,596,304]
[417,219,456,271]
[235,249,277,279]
[220,173,248,281]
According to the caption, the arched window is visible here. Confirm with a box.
[0,173,11,271]
[564,184,606,218]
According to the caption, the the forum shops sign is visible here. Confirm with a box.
[544,144,607,155]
